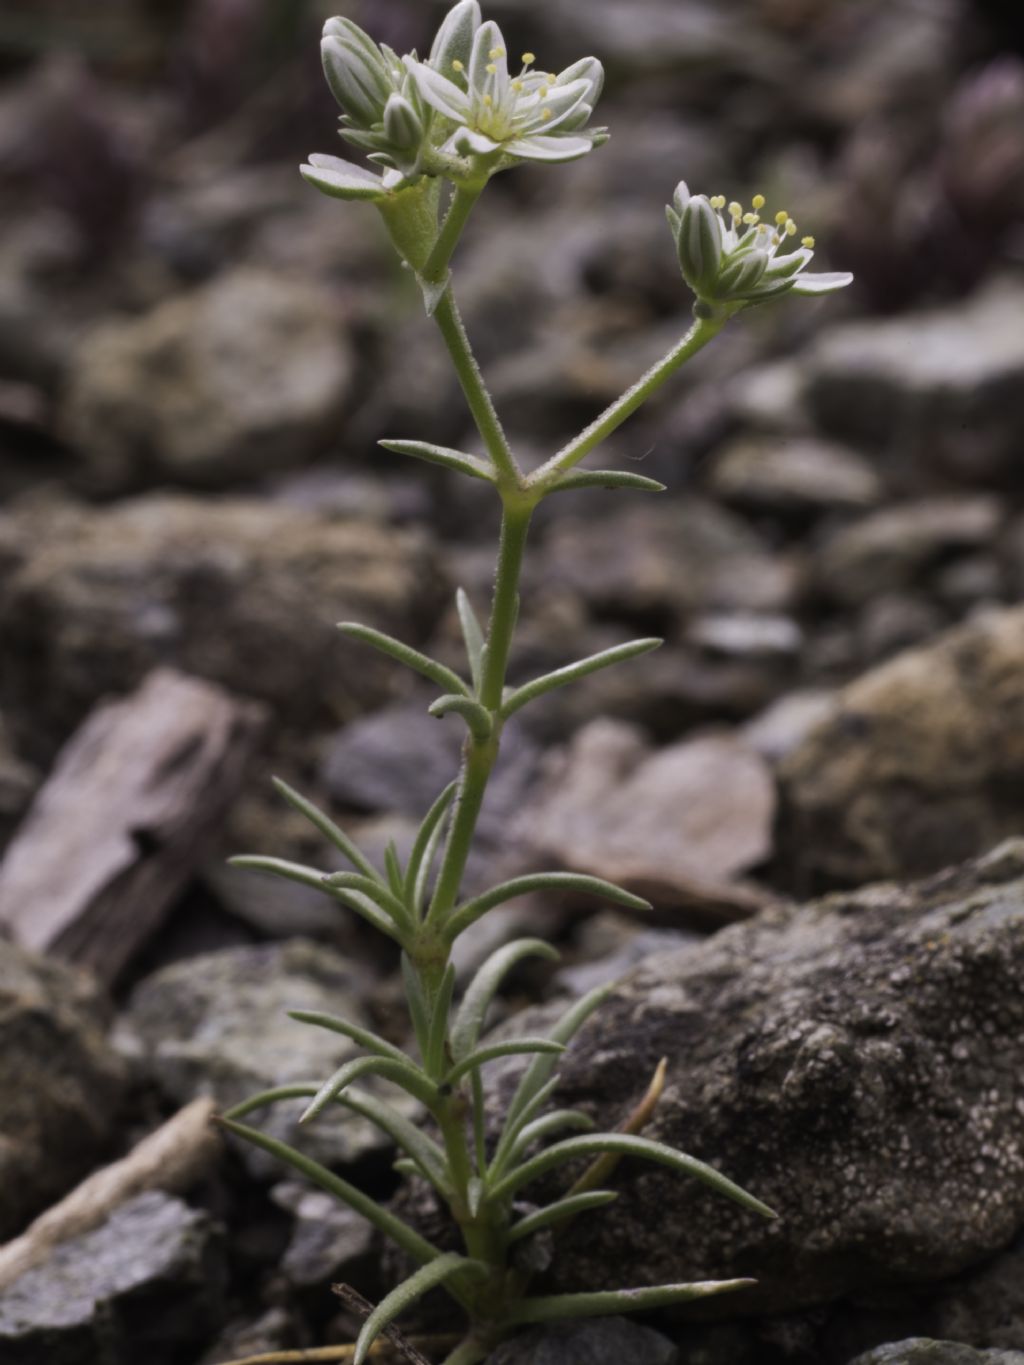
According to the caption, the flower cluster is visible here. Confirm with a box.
[303,0,605,204]
[668,183,853,308]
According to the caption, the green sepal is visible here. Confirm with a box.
[214,1116,444,1268]
[506,1279,756,1326]
[338,622,471,697]
[429,693,494,742]
[354,1254,486,1364]
[500,639,662,719]
[506,1190,618,1243]
[445,874,651,943]
[451,939,560,1063]
[379,439,495,482]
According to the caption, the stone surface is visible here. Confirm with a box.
[541,841,1024,1315]
[848,1343,1024,1364]
[0,940,125,1240]
[780,607,1024,886]
[709,435,883,518]
[806,279,1024,484]
[272,1181,376,1292]
[118,940,401,1174]
[518,719,776,920]
[58,268,353,487]
[0,493,447,752]
[487,1316,678,1365]
[0,1191,225,1365]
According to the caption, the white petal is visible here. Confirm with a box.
[469,19,507,91]
[452,127,502,155]
[301,156,385,200]
[503,133,596,163]
[790,271,854,295]
[518,78,591,135]
[404,56,471,122]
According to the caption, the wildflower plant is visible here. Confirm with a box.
[220,4,851,1362]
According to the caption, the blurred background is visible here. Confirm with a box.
[1,1,1024,1358]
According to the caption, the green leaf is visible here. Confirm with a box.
[269,778,381,882]
[413,802,451,918]
[445,874,651,943]
[504,1109,595,1165]
[354,1254,486,1365]
[549,469,667,495]
[507,1191,618,1243]
[385,840,405,900]
[322,871,414,935]
[488,1134,778,1219]
[286,1010,408,1064]
[223,1082,321,1121]
[450,938,560,1063]
[404,782,457,914]
[506,1279,756,1326]
[456,588,486,691]
[215,1117,443,1268]
[467,1176,485,1219]
[228,856,403,943]
[424,964,458,1079]
[444,1037,565,1089]
[300,1055,438,1124]
[402,952,432,1061]
[379,439,495,482]
[500,639,662,719]
[429,693,494,742]
[338,623,471,697]
[332,1087,451,1195]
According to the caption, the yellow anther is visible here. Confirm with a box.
[772,233,781,246]
[801,235,815,248]
[709,195,726,210]
[490,46,505,59]
[752,193,766,210]
[521,52,536,65]
[742,212,760,225]
[540,86,550,98]
[542,107,554,120]
[728,201,742,220]
[785,219,797,235]
[486,63,498,74]
[775,209,789,225]
[452,59,464,72]
[512,79,524,91]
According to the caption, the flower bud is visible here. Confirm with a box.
[717,248,769,298]
[321,21,391,126]
[429,0,482,82]
[383,93,425,153]
[677,195,723,298]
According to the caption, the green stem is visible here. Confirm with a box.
[530,313,725,487]
[433,290,521,485]
[441,1337,492,1365]
[423,185,482,286]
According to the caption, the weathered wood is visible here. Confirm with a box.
[0,667,266,981]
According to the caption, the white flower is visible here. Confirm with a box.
[668,184,853,304]
[404,18,606,165]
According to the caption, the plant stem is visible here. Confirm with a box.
[529,312,725,487]
[423,186,481,286]
[441,1338,491,1365]
[433,290,521,485]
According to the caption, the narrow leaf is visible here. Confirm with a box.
[413,805,450,919]
[286,1010,409,1064]
[489,1134,778,1219]
[550,469,667,494]
[215,1117,443,1267]
[223,1083,320,1121]
[404,783,457,914]
[507,1191,618,1243]
[385,841,405,900]
[228,856,402,942]
[379,439,495,483]
[332,1087,451,1195]
[444,1037,565,1089]
[467,1177,484,1219]
[424,964,458,1079]
[354,1254,485,1365]
[429,693,493,742]
[402,953,431,1062]
[456,588,485,691]
[301,1055,438,1124]
[451,938,560,1062]
[501,639,662,719]
[322,871,413,934]
[445,875,651,943]
[506,1279,756,1326]
[270,778,380,882]
[338,623,470,697]
[505,1109,595,1165]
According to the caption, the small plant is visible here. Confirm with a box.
[220,5,851,1362]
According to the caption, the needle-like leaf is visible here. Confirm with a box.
[444,1037,565,1089]
[500,639,662,719]
[450,939,560,1062]
[300,1055,438,1124]
[353,1254,487,1364]
[549,469,667,494]
[505,1279,757,1325]
[424,964,458,1079]
[286,1009,409,1064]
[506,1190,618,1243]
[228,856,403,943]
[339,623,471,697]
[429,693,494,742]
[270,778,381,882]
[445,874,650,942]
[379,439,496,482]
[456,588,486,690]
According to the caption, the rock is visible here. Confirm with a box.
[199,1309,296,1365]
[272,1182,376,1292]
[780,608,1024,885]
[930,1234,1024,1352]
[556,910,698,998]
[487,1317,678,1365]
[118,940,403,1174]
[58,268,353,488]
[856,594,948,667]
[848,1343,1024,1364]
[806,279,1024,485]
[0,941,125,1240]
[517,720,776,921]
[708,435,883,519]
[0,1191,225,1365]
[0,493,447,753]
[742,689,839,765]
[543,841,1024,1315]
[814,499,1004,607]
[0,714,39,849]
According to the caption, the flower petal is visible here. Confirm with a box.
[469,20,506,93]
[789,271,854,295]
[404,56,471,122]
[451,127,502,155]
[429,0,482,75]
[301,155,386,201]
[503,133,597,163]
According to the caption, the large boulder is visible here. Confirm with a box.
[539,840,1024,1315]
[0,493,448,753]
[0,941,125,1240]
[848,1343,1024,1364]
[779,607,1024,886]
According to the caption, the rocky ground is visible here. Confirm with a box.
[1,0,1024,1362]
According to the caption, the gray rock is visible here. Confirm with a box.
[487,1316,678,1365]
[742,689,839,765]
[806,279,1024,484]
[0,493,447,751]
[709,435,883,518]
[848,1342,1024,1364]
[0,714,39,849]
[118,940,404,1173]
[273,1181,376,1291]
[543,840,1024,1314]
[58,268,353,488]
[0,1191,225,1365]
[0,940,125,1239]
[931,1234,1024,1351]
[780,607,1024,885]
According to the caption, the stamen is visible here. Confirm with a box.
[452,59,464,72]
[542,107,553,120]
[785,219,797,236]
[772,233,781,246]
[752,193,766,210]
[728,201,742,220]
[486,63,498,74]
[482,94,493,106]
[490,46,505,59]
[742,212,760,225]
[774,210,789,226]
[512,79,524,91]
[709,195,726,210]
[801,235,815,248]
[521,52,536,66]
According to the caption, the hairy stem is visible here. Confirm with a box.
[423,185,482,286]
[433,290,521,484]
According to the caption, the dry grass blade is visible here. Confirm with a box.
[565,1056,668,1200]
